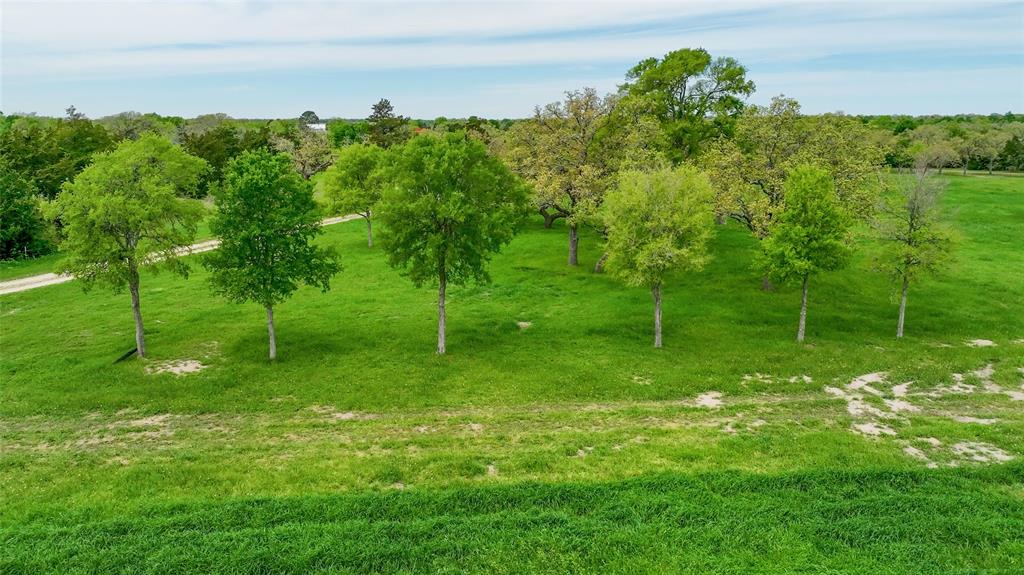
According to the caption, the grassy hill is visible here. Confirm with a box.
[1,175,1022,573]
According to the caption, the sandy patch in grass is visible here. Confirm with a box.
[694,392,723,408]
[516,321,532,330]
[146,359,206,376]
[952,442,1014,463]
[966,339,996,347]
[852,422,897,437]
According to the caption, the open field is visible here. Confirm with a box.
[1,175,1023,573]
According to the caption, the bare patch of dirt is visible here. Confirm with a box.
[966,339,996,347]
[516,321,532,330]
[952,442,1013,463]
[694,392,723,408]
[852,422,897,437]
[146,359,206,376]
[951,415,999,425]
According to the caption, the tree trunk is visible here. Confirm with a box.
[366,217,373,248]
[962,164,967,176]
[437,273,447,355]
[567,224,579,266]
[542,211,557,229]
[593,252,608,274]
[128,271,146,358]
[715,212,727,225]
[652,283,663,348]
[896,276,909,339]
[797,275,809,343]
[938,166,944,175]
[761,275,776,292]
[266,305,277,360]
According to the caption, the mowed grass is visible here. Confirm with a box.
[1,175,1022,573]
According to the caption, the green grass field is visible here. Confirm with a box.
[1,175,1022,573]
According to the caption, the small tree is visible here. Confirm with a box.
[52,134,207,357]
[759,165,852,342]
[322,143,385,247]
[0,160,52,259]
[377,133,529,354]
[872,170,955,338]
[203,150,341,360]
[603,166,714,347]
[367,99,409,149]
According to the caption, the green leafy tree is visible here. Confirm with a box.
[872,170,955,338]
[377,133,530,354]
[759,165,852,342]
[322,143,385,246]
[0,116,114,200]
[328,121,369,147]
[603,166,714,347]
[0,160,52,259]
[51,134,207,357]
[202,150,341,360]
[181,123,243,196]
[622,48,754,161]
[299,110,320,126]
[367,99,409,149]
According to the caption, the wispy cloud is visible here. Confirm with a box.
[1,1,1021,117]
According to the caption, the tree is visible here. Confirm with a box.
[603,166,714,347]
[273,127,333,179]
[872,170,955,338]
[328,121,369,147]
[51,135,207,357]
[502,88,614,265]
[181,123,243,196]
[0,116,114,200]
[367,99,409,149]
[706,96,882,240]
[202,150,341,360]
[322,143,385,246]
[704,96,881,290]
[977,129,1012,174]
[376,133,529,354]
[299,110,320,126]
[0,160,52,259]
[759,165,852,342]
[622,48,754,161]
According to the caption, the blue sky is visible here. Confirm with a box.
[2,1,1022,119]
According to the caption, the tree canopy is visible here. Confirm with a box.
[203,149,341,359]
[759,165,852,342]
[51,134,207,356]
[622,48,754,161]
[367,99,410,149]
[377,132,530,353]
[322,143,386,246]
[603,166,714,347]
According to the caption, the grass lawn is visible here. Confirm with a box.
[1,175,1022,573]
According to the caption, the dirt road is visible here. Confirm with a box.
[0,214,359,296]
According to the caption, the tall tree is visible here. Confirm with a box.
[502,88,614,265]
[622,48,754,161]
[366,99,409,149]
[872,170,955,338]
[603,166,714,347]
[51,135,207,357]
[377,133,530,354]
[298,110,320,126]
[759,165,852,342]
[203,150,341,360]
[322,143,385,247]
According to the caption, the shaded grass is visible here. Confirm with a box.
[2,466,1022,574]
